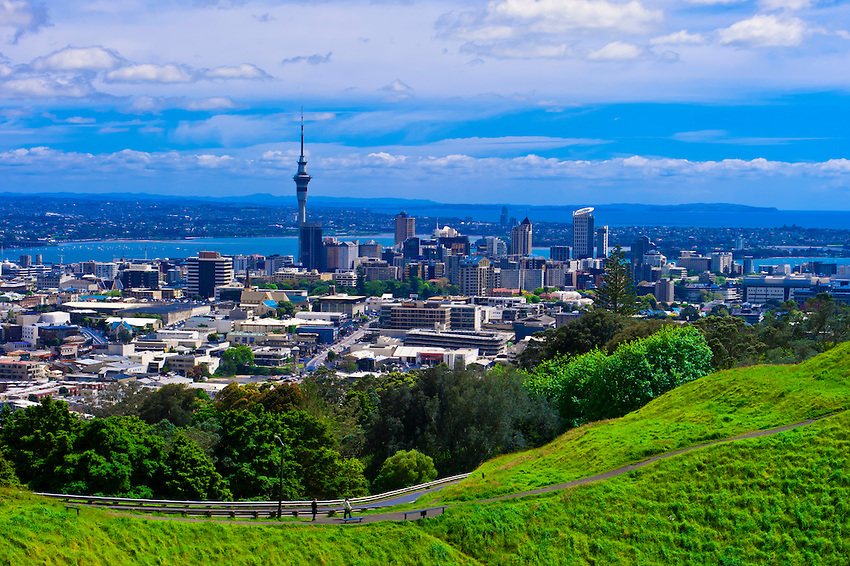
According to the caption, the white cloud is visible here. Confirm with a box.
[106,63,195,83]
[381,79,413,101]
[31,46,124,72]
[759,0,814,11]
[719,15,809,47]
[437,0,662,59]
[460,41,573,59]
[203,63,268,79]
[130,96,165,113]
[0,76,93,98]
[684,0,746,4]
[185,96,236,111]
[650,30,706,46]
[281,52,333,65]
[106,62,269,83]
[587,41,644,60]
[0,0,49,41]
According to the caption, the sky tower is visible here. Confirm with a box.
[294,113,311,227]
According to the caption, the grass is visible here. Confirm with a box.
[0,490,480,566]
[4,345,850,565]
[421,409,850,565]
[436,342,850,503]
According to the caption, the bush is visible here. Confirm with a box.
[525,326,713,427]
[373,449,438,493]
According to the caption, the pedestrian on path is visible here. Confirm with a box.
[343,497,353,520]
[311,498,318,521]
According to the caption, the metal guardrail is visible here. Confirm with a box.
[38,472,471,512]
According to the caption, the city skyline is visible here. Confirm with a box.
[0,1,849,209]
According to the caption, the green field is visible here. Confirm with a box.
[2,344,850,565]
[436,342,850,502]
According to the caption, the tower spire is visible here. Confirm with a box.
[294,109,311,228]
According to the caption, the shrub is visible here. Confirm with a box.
[373,449,438,493]
[525,326,713,426]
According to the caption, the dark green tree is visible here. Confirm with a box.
[694,316,766,370]
[138,384,209,427]
[593,245,638,315]
[372,449,437,492]
[0,397,81,490]
[518,309,628,367]
[217,345,255,375]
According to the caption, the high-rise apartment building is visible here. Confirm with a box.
[572,207,595,259]
[395,212,415,247]
[459,257,493,296]
[510,217,532,257]
[596,225,609,259]
[187,251,234,299]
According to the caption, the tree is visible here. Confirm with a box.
[593,245,638,315]
[694,316,765,370]
[372,449,437,492]
[803,293,850,352]
[217,345,254,376]
[518,309,628,367]
[138,384,209,427]
[0,397,81,490]
[276,301,298,319]
[525,326,713,427]
[161,433,231,500]
[187,364,211,381]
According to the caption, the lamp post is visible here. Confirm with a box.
[274,435,285,520]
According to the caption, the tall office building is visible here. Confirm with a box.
[550,245,572,262]
[596,225,609,259]
[187,251,234,299]
[631,236,654,282]
[572,207,595,259]
[500,206,509,228]
[511,217,533,257]
[300,223,324,271]
[395,212,415,247]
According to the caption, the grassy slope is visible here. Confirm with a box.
[436,342,850,502]
[4,345,850,565]
[0,491,480,566]
[422,410,850,565]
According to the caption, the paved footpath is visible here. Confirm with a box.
[109,413,837,527]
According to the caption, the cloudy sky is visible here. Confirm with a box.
[1,0,849,209]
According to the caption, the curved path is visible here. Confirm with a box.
[105,412,838,527]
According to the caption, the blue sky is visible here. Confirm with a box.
[1,0,850,209]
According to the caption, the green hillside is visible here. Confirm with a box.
[2,344,850,565]
[422,410,850,565]
[0,489,478,566]
[437,342,850,502]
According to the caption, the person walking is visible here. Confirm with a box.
[343,497,353,520]
[311,498,318,522]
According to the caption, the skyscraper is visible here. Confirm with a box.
[511,217,532,257]
[300,223,323,271]
[596,225,609,259]
[500,206,509,228]
[395,212,415,247]
[572,207,595,259]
